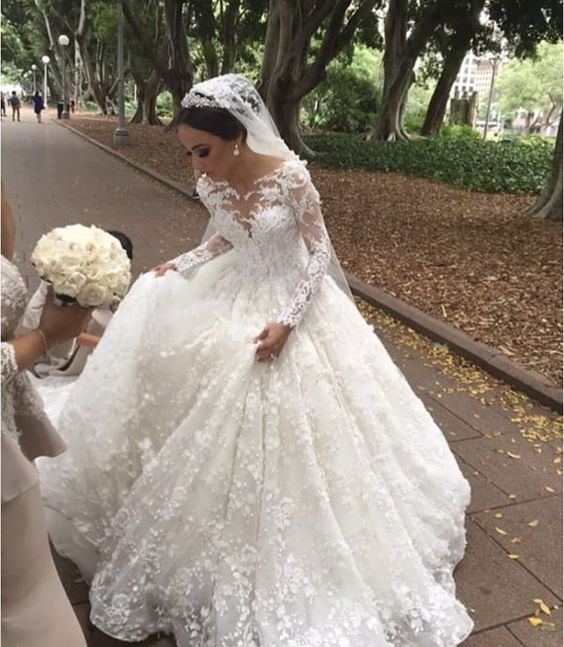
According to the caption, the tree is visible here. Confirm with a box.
[188,0,268,80]
[419,0,485,136]
[259,0,381,155]
[524,113,562,221]
[123,0,193,117]
[302,45,382,133]
[373,0,453,141]
[496,41,563,134]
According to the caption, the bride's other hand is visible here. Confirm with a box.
[254,322,292,362]
[152,262,177,277]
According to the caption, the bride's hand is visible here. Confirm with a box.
[254,322,292,362]
[152,262,176,277]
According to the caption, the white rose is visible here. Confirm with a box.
[77,283,111,307]
[113,275,131,297]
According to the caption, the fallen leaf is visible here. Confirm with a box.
[528,617,543,627]
[528,520,539,527]
[495,527,508,535]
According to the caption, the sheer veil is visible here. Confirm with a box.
[181,74,354,301]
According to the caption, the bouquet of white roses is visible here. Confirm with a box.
[31,224,131,309]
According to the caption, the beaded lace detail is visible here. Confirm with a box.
[169,161,331,328]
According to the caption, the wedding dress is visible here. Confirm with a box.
[38,75,474,647]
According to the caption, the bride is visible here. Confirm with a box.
[39,74,474,646]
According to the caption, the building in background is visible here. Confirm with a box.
[451,52,505,133]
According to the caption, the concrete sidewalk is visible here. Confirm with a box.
[2,109,562,646]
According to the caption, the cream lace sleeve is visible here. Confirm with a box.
[277,164,331,328]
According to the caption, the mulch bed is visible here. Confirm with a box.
[65,114,563,385]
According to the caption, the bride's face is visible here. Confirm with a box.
[178,125,240,181]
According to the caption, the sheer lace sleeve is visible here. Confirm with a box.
[277,164,331,328]
[168,234,233,277]
[1,341,18,387]
[168,175,233,277]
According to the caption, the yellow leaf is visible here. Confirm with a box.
[494,513,503,519]
[507,452,521,459]
[509,494,517,499]
[545,486,555,493]
[528,520,539,527]
[495,527,508,535]
[508,554,519,559]
[540,602,552,615]
[528,617,543,627]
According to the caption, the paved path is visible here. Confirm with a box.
[2,108,562,647]
[2,107,207,289]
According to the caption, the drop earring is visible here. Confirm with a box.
[233,143,240,157]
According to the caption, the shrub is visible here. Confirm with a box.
[304,133,554,193]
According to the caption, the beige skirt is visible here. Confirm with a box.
[1,483,87,647]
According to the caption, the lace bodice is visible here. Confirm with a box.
[169,160,331,328]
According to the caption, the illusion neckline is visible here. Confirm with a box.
[204,158,297,200]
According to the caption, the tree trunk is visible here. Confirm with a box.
[220,0,241,74]
[525,113,562,221]
[260,0,378,155]
[373,0,443,140]
[421,44,468,136]
[373,59,414,140]
[130,70,163,124]
[268,82,313,156]
[420,0,484,137]
[123,0,193,121]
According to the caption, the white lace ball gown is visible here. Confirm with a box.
[39,160,474,646]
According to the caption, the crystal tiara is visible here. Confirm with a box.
[181,92,225,110]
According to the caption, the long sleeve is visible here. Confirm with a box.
[1,342,18,388]
[277,165,331,328]
[168,233,233,278]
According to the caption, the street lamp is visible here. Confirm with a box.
[58,34,70,119]
[31,64,38,93]
[41,55,50,108]
[113,0,129,145]
[483,55,501,140]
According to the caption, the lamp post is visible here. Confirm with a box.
[31,64,38,93]
[483,56,500,140]
[58,34,70,119]
[41,55,50,108]
[113,0,129,145]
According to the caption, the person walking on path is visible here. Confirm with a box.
[9,92,21,122]
[32,92,44,123]
[1,92,6,118]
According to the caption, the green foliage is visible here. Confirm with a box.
[302,46,381,133]
[156,91,173,117]
[497,41,563,119]
[404,80,434,133]
[438,124,482,140]
[305,133,554,193]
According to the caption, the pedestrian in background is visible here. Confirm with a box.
[32,91,44,123]
[9,91,21,122]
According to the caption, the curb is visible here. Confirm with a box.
[347,274,562,412]
[54,119,563,412]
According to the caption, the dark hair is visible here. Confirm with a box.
[176,103,247,142]
[106,230,133,260]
